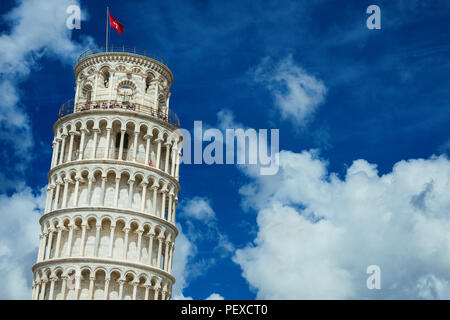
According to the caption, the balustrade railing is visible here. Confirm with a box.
[77,46,169,67]
[58,99,180,128]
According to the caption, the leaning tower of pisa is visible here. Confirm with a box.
[31,46,183,300]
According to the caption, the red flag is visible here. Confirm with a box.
[109,12,124,35]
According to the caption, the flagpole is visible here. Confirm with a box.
[106,7,109,52]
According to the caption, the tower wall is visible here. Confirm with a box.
[32,50,182,300]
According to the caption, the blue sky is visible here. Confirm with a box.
[0,0,449,299]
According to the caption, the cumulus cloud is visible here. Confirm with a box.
[205,293,225,300]
[171,224,196,300]
[252,55,327,125]
[179,197,234,256]
[0,0,94,173]
[234,150,450,299]
[181,197,216,221]
[0,187,45,299]
[0,0,95,299]
[172,197,229,300]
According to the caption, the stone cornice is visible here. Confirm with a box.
[39,206,178,236]
[74,52,173,86]
[32,257,176,283]
[47,158,180,191]
[53,109,178,134]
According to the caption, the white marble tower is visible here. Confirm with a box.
[31,47,183,300]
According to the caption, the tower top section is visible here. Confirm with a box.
[59,46,179,128]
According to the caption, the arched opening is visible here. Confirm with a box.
[117,80,136,106]
[115,132,129,149]
[82,84,93,103]
[100,66,110,88]
[145,73,154,93]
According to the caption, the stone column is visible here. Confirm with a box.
[103,127,111,159]
[45,185,55,213]
[144,286,150,300]
[127,179,135,209]
[32,282,38,300]
[147,232,154,265]
[67,223,74,257]
[136,228,143,262]
[140,182,148,212]
[108,225,115,258]
[144,134,152,164]
[164,240,170,271]
[51,139,60,168]
[86,177,95,206]
[91,128,99,159]
[60,276,67,299]
[171,146,178,176]
[153,285,160,300]
[153,82,159,111]
[88,276,95,300]
[39,279,47,300]
[48,276,57,300]
[103,278,110,300]
[54,225,64,258]
[53,180,61,210]
[118,280,125,300]
[40,232,49,261]
[79,128,87,160]
[72,176,80,207]
[118,129,126,160]
[160,188,167,219]
[151,184,158,215]
[164,142,171,173]
[74,275,80,300]
[61,178,70,209]
[75,80,81,104]
[132,130,139,162]
[167,192,174,222]
[45,227,55,260]
[168,242,175,273]
[123,227,130,260]
[175,151,181,179]
[172,196,178,224]
[79,223,87,256]
[94,224,101,257]
[155,138,163,170]
[67,131,75,162]
[156,235,164,269]
[93,73,99,101]
[114,176,121,207]
[100,176,107,206]
[132,282,138,300]
[37,233,45,262]
[58,133,67,165]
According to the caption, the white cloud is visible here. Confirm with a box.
[252,55,327,125]
[0,0,95,299]
[181,197,216,221]
[0,0,94,170]
[179,196,234,256]
[205,293,225,300]
[0,187,45,299]
[171,224,226,300]
[171,224,196,300]
[172,197,231,300]
[234,150,450,299]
